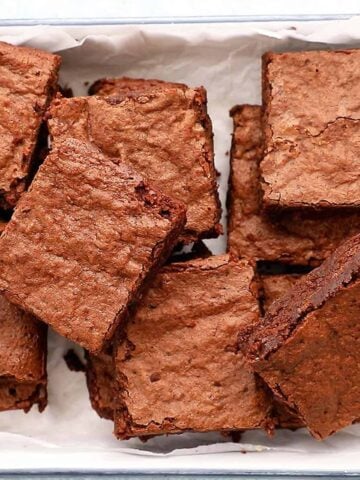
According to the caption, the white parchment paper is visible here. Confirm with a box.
[0,18,359,474]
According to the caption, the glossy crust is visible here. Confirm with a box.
[261,49,360,210]
[227,104,360,266]
[0,295,47,412]
[0,41,61,209]
[114,255,273,439]
[0,139,186,353]
[240,234,360,439]
[47,85,221,243]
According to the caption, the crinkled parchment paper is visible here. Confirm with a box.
[0,17,359,474]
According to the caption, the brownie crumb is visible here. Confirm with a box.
[64,349,85,372]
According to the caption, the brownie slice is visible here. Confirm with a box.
[88,76,185,96]
[114,255,273,439]
[260,274,304,429]
[0,139,186,353]
[227,105,360,266]
[0,41,61,210]
[240,233,360,439]
[0,295,47,412]
[47,84,221,243]
[86,351,116,420]
[261,49,360,210]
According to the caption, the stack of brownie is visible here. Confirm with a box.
[0,40,359,444]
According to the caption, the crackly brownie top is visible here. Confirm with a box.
[0,296,46,383]
[47,87,220,242]
[88,76,186,96]
[0,139,186,353]
[0,41,61,208]
[115,254,272,438]
[240,233,360,361]
[261,49,360,208]
[227,104,360,265]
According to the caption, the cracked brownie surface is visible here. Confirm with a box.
[240,233,360,439]
[0,139,186,353]
[114,255,273,438]
[0,41,60,210]
[47,84,221,243]
[261,49,360,209]
[227,104,360,265]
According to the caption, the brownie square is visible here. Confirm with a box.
[114,255,273,439]
[47,83,221,243]
[0,295,47,412]
[0,139,186,353]
[0,41,60,209]
[241,234,360,439]
[261,49,360,210]
[227,104,360,266]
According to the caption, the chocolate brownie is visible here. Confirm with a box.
[86,351,116,420]
[0,41,60,210]
[227,105,360,265]
[0,139,186,353]
[261,274,303,312]
[261,49,360,210]
[114,255,273,439]
[88,76,185,96]
[0,295,47,412]
[240,233,360,439]
[260,274,304,429]
[47,85,221,243]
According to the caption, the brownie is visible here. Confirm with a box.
[0,41,60,210]
[240,233,360,439]
[261,49,360,210]
[86,351,116,420]
[47,84,221,243]
[114,255,273,439]
[0,139,186,353]
[260,274,304,429]
[227,105,360,266]
[261,274,303,312]
[0,295,47,412]
[88,76,185,96]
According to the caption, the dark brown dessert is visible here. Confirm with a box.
[240,233,360,439]
[0,139,186,353]
[227,104,360,265]
[0,41,60,209]
[0,295,47,412]
[261,49,360,210]
[88,76,185,96]
[86,352,116,421]
[47,84,221,243]
[114,255,273,439]
[261,273,304,429]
